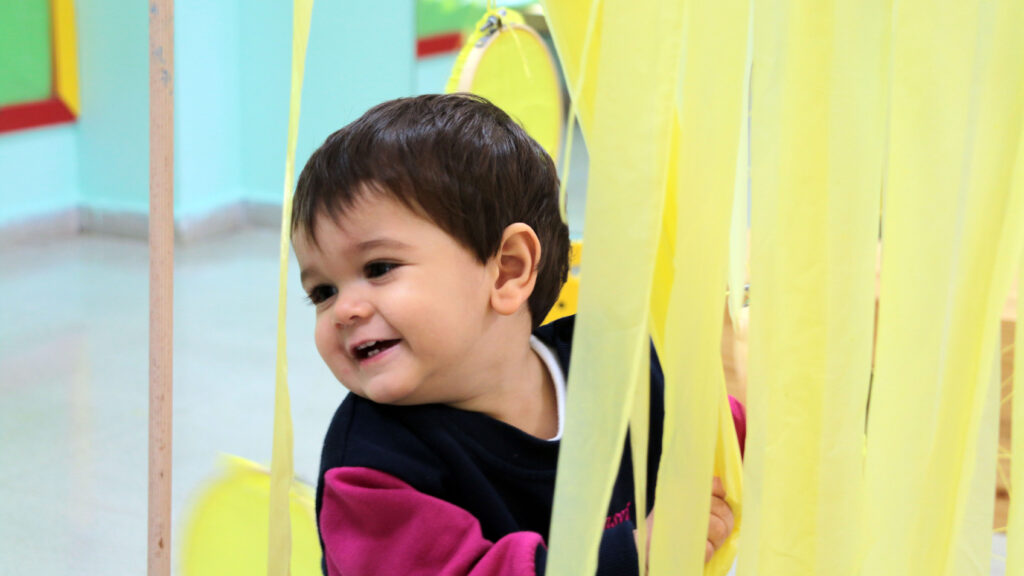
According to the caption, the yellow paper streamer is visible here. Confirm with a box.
[543,1,686,574]
[647,1,749,575]
[268,1,314,575]
[540,0,602,141]
[1010,264,1024,574]
[737,1,886,574]
[862,1,980,571]
[554,0,600,224]
[864,1,1024,573]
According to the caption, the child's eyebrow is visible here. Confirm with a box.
[299,267,318,284]
[357,238,411,252]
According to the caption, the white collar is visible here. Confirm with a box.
[529,335,566,442]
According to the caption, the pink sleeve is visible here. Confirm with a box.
[320,467,545,576]
[729,395,746,457]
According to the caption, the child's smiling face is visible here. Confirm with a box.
[294,191,498,406]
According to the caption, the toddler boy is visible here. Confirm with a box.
[291,93,741,575]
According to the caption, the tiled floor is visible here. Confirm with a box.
[0,224,1011,575]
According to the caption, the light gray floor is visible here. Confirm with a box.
[0,229,340,575]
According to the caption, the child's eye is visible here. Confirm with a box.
[305,284,337,305]
[364,261,399,279]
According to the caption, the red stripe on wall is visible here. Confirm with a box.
[0,98,76,134]
[417,32,463,58]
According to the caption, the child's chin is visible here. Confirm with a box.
[360,383,416,405]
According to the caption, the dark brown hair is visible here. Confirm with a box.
[292,93,570,327]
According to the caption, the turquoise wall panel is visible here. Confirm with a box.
[240,0,416,204]
[174,0,243,220]
[76,0,149,215]
[416,54,458,95]
[0,125,79,227]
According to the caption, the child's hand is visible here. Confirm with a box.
[706,477,734,562]
[634,476,735,569]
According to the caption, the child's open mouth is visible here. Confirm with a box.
[353,339,401,361]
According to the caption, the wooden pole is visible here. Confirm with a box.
[148,1,174,575]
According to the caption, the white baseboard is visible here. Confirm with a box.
[0,209,82,246]
[243,200,286,230]
[79,206,150,239]
[0,200,286,245]
[175,202,249,243]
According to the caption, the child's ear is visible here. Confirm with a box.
[489,223,541,316]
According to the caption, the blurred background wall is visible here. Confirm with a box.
[0,0,422,234]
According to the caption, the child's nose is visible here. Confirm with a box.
[331,290,372,326]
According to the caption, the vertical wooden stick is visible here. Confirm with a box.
[148,1,174,575]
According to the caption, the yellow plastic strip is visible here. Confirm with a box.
[737,1,886,574]
[51,0,80,115]
[646,1,749,575]
[543,1,686,573]
[1009,265,1024,574]
[268,1,313,575]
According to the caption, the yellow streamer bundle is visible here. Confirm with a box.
[543,0,747,574]
[545,1,1023,574]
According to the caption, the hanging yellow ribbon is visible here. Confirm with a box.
[268,1,314,575]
